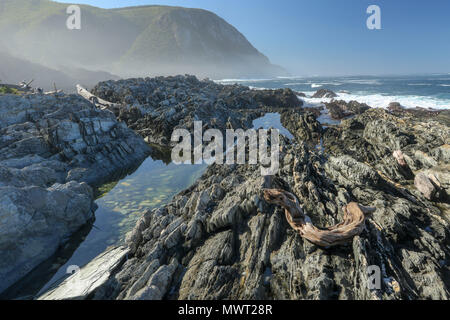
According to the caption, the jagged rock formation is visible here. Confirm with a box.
[39,80,449,300]
[387,102,449,118]
[312,89,337,99]
[91,76,302,145]
[324,100,371,120]
[280,111,322,142]
[0,93,150,295]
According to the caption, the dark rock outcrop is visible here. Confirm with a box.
[324,100,371,120]
[280,111,322,142]
[312,89,337,99]
[388,102,448,119]
[388,102,402,111]
[250,88,303,109]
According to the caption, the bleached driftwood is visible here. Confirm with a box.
[263,189,375,247]
[76,84,121,110]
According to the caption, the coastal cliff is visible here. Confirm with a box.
[0,0,287,82]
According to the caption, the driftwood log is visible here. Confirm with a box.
[263,189,375,247]
[77,84,121,110]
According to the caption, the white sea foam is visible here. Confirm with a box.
[299,92,450,110]
[341,79,382,85]
[248,86,268,90]
[215,78,273,83]
[308,81,342,87]
[214,77,450,110]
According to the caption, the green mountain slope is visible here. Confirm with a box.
[0,0,287,78]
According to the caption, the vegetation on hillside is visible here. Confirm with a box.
[0,0,286,78]
[0,85,20,95]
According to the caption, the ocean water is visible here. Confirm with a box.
[217,74,450,110]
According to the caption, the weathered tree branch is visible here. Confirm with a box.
[77,85,121,110]
[263,189,375,247]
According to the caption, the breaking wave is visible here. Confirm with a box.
[300,92,450,110]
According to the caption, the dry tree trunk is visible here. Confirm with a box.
[263,189,375,247]
[77,85,121,110]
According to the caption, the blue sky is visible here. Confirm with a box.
[54,0,450,76]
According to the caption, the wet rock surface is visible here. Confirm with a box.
[0,93,150,295]
[44,86,449,300]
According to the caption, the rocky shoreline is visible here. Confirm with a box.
[0,93,150,295]
[1,77,449,300]
[90,76,302,146]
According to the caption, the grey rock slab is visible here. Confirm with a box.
[38,246,130,300]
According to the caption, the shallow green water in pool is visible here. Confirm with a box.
[37,158,206,296]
